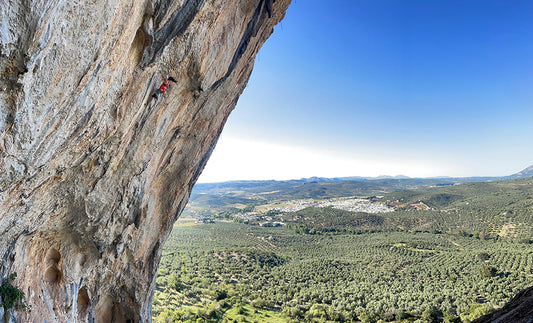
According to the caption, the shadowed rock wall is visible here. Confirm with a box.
[0,0,290,321]
[473,286,533,323]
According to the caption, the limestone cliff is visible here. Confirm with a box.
[0,0,290,321]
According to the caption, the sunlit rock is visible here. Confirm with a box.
[0,0,290,321]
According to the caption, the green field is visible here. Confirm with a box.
[153,223,533,322]
[154,177,533,322]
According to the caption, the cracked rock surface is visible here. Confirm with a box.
[0,0,289,321]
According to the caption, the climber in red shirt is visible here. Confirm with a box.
[159,80,170,95]
[152,77,177,101]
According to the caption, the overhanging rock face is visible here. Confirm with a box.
[0,0,290,321]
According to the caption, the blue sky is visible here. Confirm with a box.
[199,0,533,183]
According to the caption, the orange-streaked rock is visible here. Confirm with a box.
[0,0,290,321]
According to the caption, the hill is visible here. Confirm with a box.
[509,164,533,179]
[187,175,533,240]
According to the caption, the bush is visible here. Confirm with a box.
[0,273,25,311]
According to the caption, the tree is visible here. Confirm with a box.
[477,253,490,261]
[443,310,460,323]
[359,311,376,323]
[252,297,266,309]
[479,265,497,278]
[213,288,228,301]
[282,306,304,319]
[395,309,410,321]
[460,304,492,322]
[167,273,182,291]
[421,307,440,323]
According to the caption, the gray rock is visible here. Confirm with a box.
[0,0,291,321]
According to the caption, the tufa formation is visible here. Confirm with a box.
[0,0,290,321]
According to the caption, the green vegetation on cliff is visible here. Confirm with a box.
[0,273,25,313]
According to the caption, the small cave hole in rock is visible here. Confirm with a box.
[45,247,61,265]
[77,287,90,313]
[44,266,61,283]
[129,26,150,68]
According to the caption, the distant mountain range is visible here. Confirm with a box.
[508,164,533,178]
[197,165,533,187]
[302,164,533,183]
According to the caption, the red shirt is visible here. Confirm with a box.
[159,81,170,94]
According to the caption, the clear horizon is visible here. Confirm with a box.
[198,0,533,183]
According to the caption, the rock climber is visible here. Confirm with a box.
[152,77,177,101]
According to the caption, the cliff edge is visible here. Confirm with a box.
[473,286,533,323]
[0,0,290,321]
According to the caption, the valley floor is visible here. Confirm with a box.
[154,177,533,322]
[153,221,533,322]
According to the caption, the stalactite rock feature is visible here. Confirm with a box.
[0,0,291,321]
